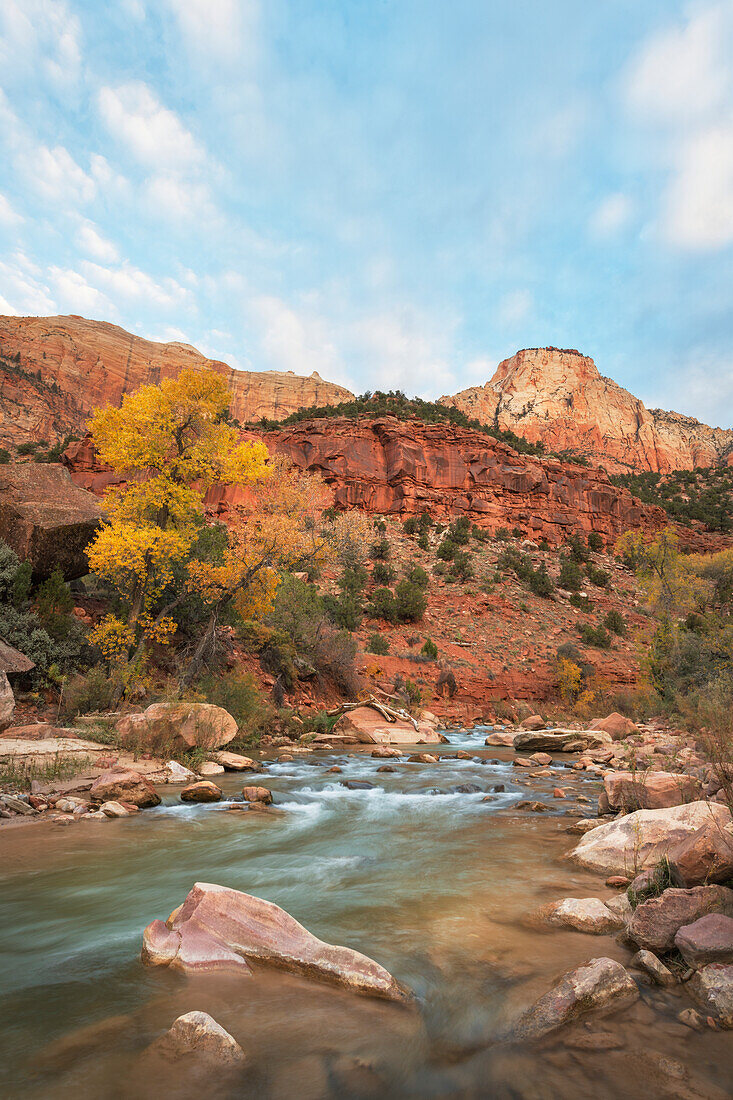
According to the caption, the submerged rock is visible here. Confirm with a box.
[141,882,410,1001]
[511,956,638,1040]
[151,1011,245,1065]
[569,801,732,876]
[630,949,676,986]
[688,963,733,1027]
[90,768,161,808]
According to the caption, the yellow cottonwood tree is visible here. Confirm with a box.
[86,369,269,676]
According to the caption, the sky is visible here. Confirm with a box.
[0,1,732,426]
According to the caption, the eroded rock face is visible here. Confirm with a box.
[511,956,638,1040]
[0,314,353,450]
[628,886,733,954]
[89,768,161,808]
[440,347,733,473]
[601,771,702,813]
[0,463,101,578]
[116,703,237,753]
[569,802,732,876]
[141,882,409,1001]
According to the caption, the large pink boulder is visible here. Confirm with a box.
[116,703,237,753]
[332,706,443,745]
[142,882,409,1001]
[590,713,639,740]
[668,821,733,887]
[600,770,701,813]
[90,768,161,808]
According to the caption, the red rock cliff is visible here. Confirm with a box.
[440,347,733,473]
[0,314,354,449]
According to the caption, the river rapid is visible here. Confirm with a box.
[1,728,731,1099]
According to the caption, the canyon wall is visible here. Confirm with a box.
[440,347,733,473]
[0,314,353,449]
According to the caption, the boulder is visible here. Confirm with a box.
[601,770,701,813]
[142,882,409,1001]
[530,752,552,765]
[89,768,161,808]
[520,715,544,731]
[331,706,443,745]
[116,703,237,753]
[408,753,438,763]
[511,957,638,1040]
[628,885,733,954]
[0,671,14,733]
[569,801,732,876]
[688,963,733,1027]
[630,949,676,986]
[212,751,260,771]
[151,1011,245,1065]
[181,781,222,803]
[668,821,733,887]
[513,729,612,753]
[99,801,131,818]
[199,761,225,777]
[371,746,403,758]
[0,463,102,578]
[538,898,623,935]
[241,786,272,804]
[484,731,515,746]
[590,713,639,740]
[675,914,733,968]
[150,760,199,785]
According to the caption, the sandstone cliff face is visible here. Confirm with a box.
[206,417,664,544]
[0,314,353,449]
[440,347,733,473]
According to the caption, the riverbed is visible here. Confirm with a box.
[1,728,731,1099]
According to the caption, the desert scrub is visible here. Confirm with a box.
[367,633,390,655]
[0,753,94,790]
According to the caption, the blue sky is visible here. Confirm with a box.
[0,1,732,425]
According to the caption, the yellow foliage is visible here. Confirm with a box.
[615,528,707,618]
[556,657,583,702]
[90,615,135,663]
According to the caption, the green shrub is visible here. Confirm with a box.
[528,563,554,598]
[570,592,594,612]
[368,586,397,623]
[511,527,524,539]
[367,633,390,655]
[421,637,438,659]
[448,516,472,546]
[538,537,550,552]
[437,537,456,561]
[558,557,583,591]
[403,516,419,536]
[417,533,430,551]
[197,672,275,745]
[0,448,10,464]
[604,609,626,636]
[587,531,604,553]
[495,527,509,541]
[394,579,428,622]
[578,622,612,648]
[586,563,610,588]
[447,550,474,583]
[370,538,391,560]
[566,533,591,563]
[405,564,429,588]
[62,666,121,718]
[372,561,395,585]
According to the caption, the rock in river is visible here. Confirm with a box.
[538,897,623,935]
[142,882,410,1002]
[667,820,733,887]
[600,770,701,813]
[513,729,611,753]
[151,1011,245,1065]
[511,957,638,1040]
[90,768,161,808]
[569,801,732,876]
[688,963,733,1028]
[241,786,272,804]
[627,885,733,955]
[180,781,222,803]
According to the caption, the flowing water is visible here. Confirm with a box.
[1,729,731,1099]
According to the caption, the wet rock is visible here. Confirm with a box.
[142,882,410,1001]
[511,956,639,1040]
[116,702,237,753]
[601,770,702,813]
[514,729,612,752]
[241,786,273,804]
[565,819,603,835]
[513,756,533,768]
[688,963,733,1027]
[408,753,438,763]
[539,897,623,934]
[181,781,222,803]
[0,671,15,732]
[453,783,482,794]
[455,750,472,759]
[675,914,733,968]
[341,780,376,790]
[371,746,402,758]
[530,752,553,765]
[100,800,131,818]
[90,768,161,808]
[677,1007,706,1029]
[151,1011,245,1064]
[589,713,639,740]
[199,761,225,777]
[490,783,506,792]
[515,800,548,812]
[630,949,676,986]
[376,765,395,773]
[212,751,260,771]
[605,893,632,924]
[667,820,733,887]
[628,886,733,955]
[605,876,630,888]
[553,788,567,799]
[569,801,732,876]
[484,731,515,747]
[326,765,342,773]
[150,760,198,784]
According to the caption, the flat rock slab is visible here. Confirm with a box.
[0,737,111,762]
[142,882,410,1002]
[569,801,732,877]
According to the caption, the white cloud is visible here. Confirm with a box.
[164,0,258,63]
[590,192,634,238]
[251,294,344,379]
[0,0,82,88]
[79,259,189,309]
[145,174,215,223]
[17,143,96,205]
[496,289,533,327]
[98,82,204,169]
[624,2,733,251]
[49,267,113,315]
[77,220,119,263]
[0,193,23,226]
[0,255,56,314]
